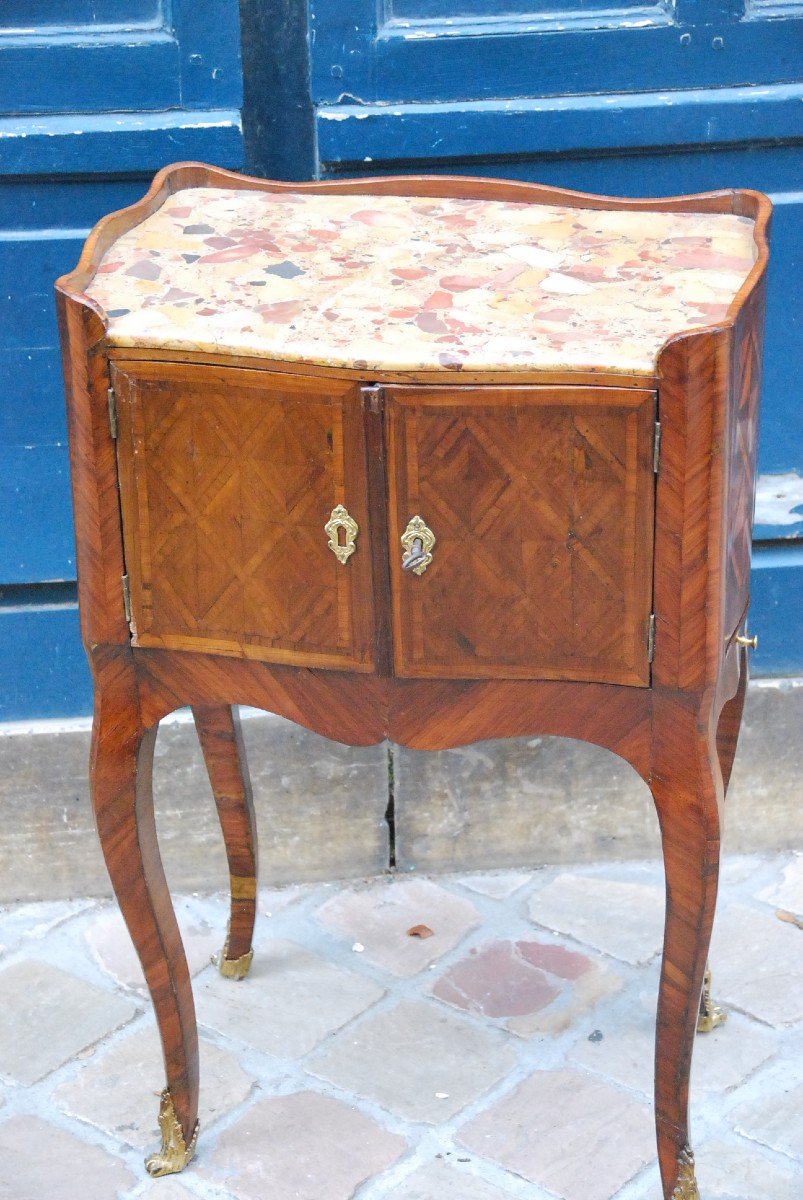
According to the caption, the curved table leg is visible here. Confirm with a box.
[192,704,258,979]
[91,657,199,1175]
[695,645,749,1036]
[650,693,723,1200]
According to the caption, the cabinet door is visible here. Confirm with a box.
[386,384,656,686]
[113,361,374,670]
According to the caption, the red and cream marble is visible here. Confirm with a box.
[87,186,757,375]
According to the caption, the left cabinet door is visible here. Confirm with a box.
[112,361,375,671]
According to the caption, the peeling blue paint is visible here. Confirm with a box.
[754,473,803,539]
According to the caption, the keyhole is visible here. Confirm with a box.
[337,525,346,546]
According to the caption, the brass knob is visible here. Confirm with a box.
[735,633,758,650]
[401,516,435,576]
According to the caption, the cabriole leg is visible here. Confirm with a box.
[694,644,749,1038]
[650,693,723,1200]
[91,657,199,1175]
[192,704,258,980]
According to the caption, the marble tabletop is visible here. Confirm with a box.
[86,186,757,376]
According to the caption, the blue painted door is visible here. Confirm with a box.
[311,0,803,104]
[0,1,244,719]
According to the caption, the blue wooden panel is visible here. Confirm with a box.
[0,0,242,114]
[0,445,74,583]
[748,545,803,677]
[310,0,803,103]
[0,596,92,721]
[317,84,803,167]
[0,110,243,177]
[752,187,803,544]
[430,141,803,193]
[0,36,181,114]
[0,1,163,27]
[0,178,157,230]
[754,194,803,482]
[754,471,803,542]
[390,0,659,12]
[0,350,66,448]
[0,234,85,352]
[173,0,245,111]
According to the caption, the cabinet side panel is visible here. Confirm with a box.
[56,293,129,649]
[387,385,655,685]
[114,363,374,671]
[723,279,767,642]
[654,330,731,691]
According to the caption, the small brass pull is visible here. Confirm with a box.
[735,633,758,650]
[324,504,358,564]
[401,516,435,576]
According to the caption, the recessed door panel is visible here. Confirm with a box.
[386,384,656,685]
[113,361,374,670]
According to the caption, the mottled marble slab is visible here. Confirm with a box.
[86,187,756,375]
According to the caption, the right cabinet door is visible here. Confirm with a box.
[385,384,656,686]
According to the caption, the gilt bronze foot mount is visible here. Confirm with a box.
[145,1088,199,1177]
[697,966,727,1034]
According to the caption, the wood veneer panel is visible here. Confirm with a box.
[135,649,388,744]
[107,346,657,390]
[55,294,129,649]
[133,648,651,779]
[723,280,767,644]
[386,385,655,685]
[654,328,730,691]
[113,361,374,671]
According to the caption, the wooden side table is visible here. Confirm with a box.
[56,163,770,1199]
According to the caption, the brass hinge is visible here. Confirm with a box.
[122,573,132,627]
[653,421,662,474]
[648,613,656,664]
[362,383,384,414]
[107,386,118,440]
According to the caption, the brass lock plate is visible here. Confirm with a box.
[324,504,359,564]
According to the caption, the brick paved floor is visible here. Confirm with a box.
[0,856,801,1200]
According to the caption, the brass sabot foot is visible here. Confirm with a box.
[214,931,254,980]
[672,1146,699,1200]
[145,1088,198,1177]
[697,966,727,1034]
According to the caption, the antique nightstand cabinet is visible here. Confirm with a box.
[56,163,769,1199]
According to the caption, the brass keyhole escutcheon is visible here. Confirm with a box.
[401,516,435,576]
[324,505,358,564]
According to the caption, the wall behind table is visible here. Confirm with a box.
[0,2,244,720]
